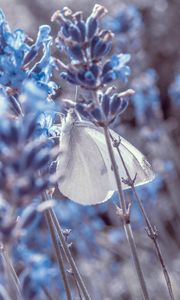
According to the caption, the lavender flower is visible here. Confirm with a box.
[0,198,18,244]
[107,5,142,34]
[131,69,161,125]
[76,87,134,126]
[0,87,8,115]
[0,10,57,116]
[19,251,61,299]
[103,4,144,74]
[0,79,56,119]
[0,116,58,205]
[168,74,180,106]
[52,5,131,90]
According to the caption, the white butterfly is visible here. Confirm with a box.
[57,110,154,205]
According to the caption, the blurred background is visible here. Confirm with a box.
[0,0,180,299]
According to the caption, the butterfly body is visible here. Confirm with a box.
[57,111,154,205]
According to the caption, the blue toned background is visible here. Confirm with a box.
[0,0,180,299]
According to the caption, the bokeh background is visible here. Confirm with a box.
[0,0,180,299]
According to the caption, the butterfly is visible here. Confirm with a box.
[56,109,154,205]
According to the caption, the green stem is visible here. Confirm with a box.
[104,126,150,300]
[49,209,91,300]
[114,143,175,300]
[44,194,72,300]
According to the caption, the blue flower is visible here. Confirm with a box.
[103,4,143,56]
[0,87,8,115]
[18,248,61,298]
[169,74,180,106]
[0,9,11,53]
[131,69,160,125]
[104,5,142,34]
[53,5,130,89]
[24,25,51,66]
[0,11,57,97]
[0,115,58,204]
[111,54,131,80]
[76,88,131,126]
[36,111,61,139]
[136,176,163,205]
[0,198,18,244]
[101,54,131,85]
[20,80,55,115]
[29,39,58,95]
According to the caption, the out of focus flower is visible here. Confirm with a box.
[107,5,142,34]
[54,200,108,256]
[18,248,61,299]
[168,74,180,106]
[103,4,143,59]
[52,5,131,89]
[0,198,18,244]
[1,79,56,118]
[131,69,161,125]
[20,80,56,115]
[0,116,58,205]
[0,87,8,115]
[0,284,11,300]
[136,176,163,205]
[36,112,61,138]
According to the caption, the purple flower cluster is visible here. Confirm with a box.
[53,5,131,90]
[0,9,57,117]
[0,116,58,205]
[76,87,133,126]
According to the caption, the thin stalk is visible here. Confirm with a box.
[1,245,22,300]
[42,285,57,300]
[44,197,72,300]
[69,271,83,300]
[75,281,83,300]
[113,139,175,300]
[57,232,83,300]
[0,284,12,300]
[49,209,91,300]
[103,126,150,300]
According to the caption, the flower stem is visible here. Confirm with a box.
[0,244,22,300]
[44,206,72,300]
[112,139,175,300]
[103,126,150,300]
[49,209,91,300]
[42,285,56,300]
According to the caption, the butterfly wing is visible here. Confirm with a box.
[57,119,154,205]
[113,134,155,186]
[57,123,115,205]
[77,122,155,188]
